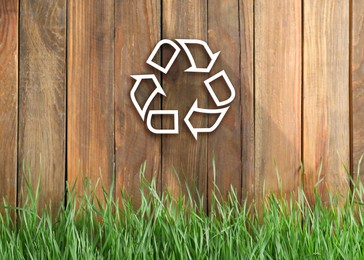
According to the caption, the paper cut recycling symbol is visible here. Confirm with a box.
[130,39,235,140]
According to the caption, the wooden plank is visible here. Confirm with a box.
[303,0,349,204]
[68,0,114,201]
[0,0,18,212]
[352,0,364,181]
[115,0,161,207]
[255,0,302,202]
[207,0,241,203]
[162,1,207,204]
[18,0,66,213]
[239,0,254,203]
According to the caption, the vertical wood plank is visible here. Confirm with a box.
[304,0,349,203]
[352,0,364,180]
[255,0,302,202]
[0,0,18,210]
[68,0,114,200]
[18,0,66,213]
[239,0,254,203]
[207,0,241,202]
[115,0,161,207]
[162,1,207,204]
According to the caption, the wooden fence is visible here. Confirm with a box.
[0,0,363,212]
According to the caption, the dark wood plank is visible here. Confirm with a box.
[303,0,349,204]
[0,0,18,212]
[115,0,161,207]
[207,0,241,203]
[239,0,254,204]
[352,0,364,181]
[68,0,114,201]
[162,1,208,205]
[255,0,302,203]
[18,0,66,213]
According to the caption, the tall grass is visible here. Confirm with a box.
[1,162,364,259]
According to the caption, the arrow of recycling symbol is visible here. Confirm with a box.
[184,70,235,140]
[184,100,229,140]
[130,74,166,121]
[130,39,236,139]
[176,39,221,73]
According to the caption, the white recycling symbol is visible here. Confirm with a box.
[130,39,235,140]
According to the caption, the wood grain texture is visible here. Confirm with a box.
[352,0,364,180]
[0,0,357,210]
[162,0,207,204]
[304,0,349,204]
[0,0,18,211]
[18,0,66,213]
[115,0,161,207]
[255,0,302,202]
[207,0,241,203]
[68,0,114,200]
[239,0,254,203]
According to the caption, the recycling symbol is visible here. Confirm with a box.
[130,39,235,140]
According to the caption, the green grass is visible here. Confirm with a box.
[1,163,364,259]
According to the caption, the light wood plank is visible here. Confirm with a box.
[255,0,302,202]
[352,0,364,181]
[240,0,254,203]
[68,0,114,201]
[0,0,18,212]
[303,0,349,204]
[18,0,66,213]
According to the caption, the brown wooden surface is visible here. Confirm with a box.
[0,1,362,210]
[207,0,241,203]
[115,0,161,207]
[352,0,364,181]
[18,0,66,213]
[239,0,255,203]
[255,0,302,202]
[67,0,114,201]
[0,0,18,210]
[162,0,208,203]
[304,0,350,204]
